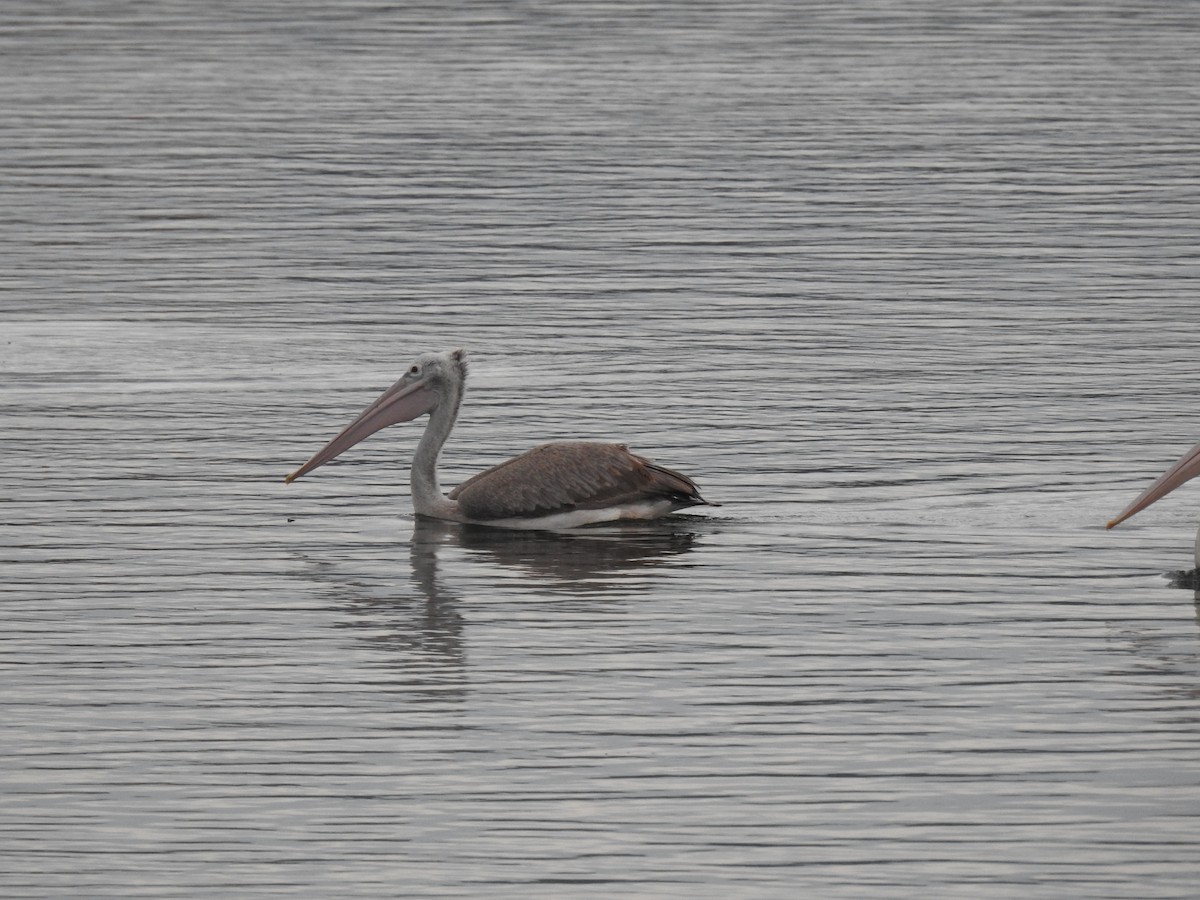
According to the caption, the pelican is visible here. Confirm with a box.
[1107,440,1200,564]
[284,348,715,529]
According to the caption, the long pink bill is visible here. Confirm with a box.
[1106,440,1200,529]
[284,378,438,484]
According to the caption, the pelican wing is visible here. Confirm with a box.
[449,441,704,521]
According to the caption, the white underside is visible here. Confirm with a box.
[460,499,679,531]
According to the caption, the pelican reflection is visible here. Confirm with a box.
[412,516,704,596]
[301,518,706,700]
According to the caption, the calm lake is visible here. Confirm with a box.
[3,1,1200,897]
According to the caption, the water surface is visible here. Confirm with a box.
[4,2,1200,897]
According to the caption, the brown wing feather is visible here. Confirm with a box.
[449,441,705,521]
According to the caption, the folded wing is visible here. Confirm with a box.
[449,441,706,522]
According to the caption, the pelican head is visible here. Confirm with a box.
[1106,440,1200,529]
[285,348,466,484]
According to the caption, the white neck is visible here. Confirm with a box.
[410,382,464,520]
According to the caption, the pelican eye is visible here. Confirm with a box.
[408,364,421,376]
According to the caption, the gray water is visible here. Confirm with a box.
[4,2,1200,897]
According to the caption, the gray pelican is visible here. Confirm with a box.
[1107,440,1200,564]
[285,348,715,529]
